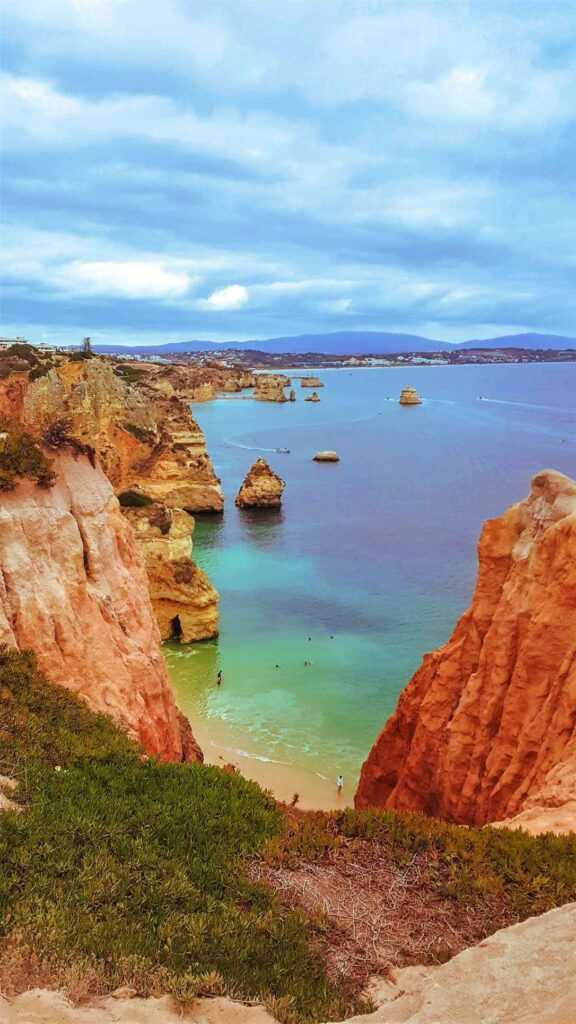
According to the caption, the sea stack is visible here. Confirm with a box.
[254,374,289,403]
[313,451,339,462]
[399,385,422,405]
[289,388,296,402]
[355,470,576,834]
[235,457,285,509]
[300,376,324,388]
[305,391,321,403]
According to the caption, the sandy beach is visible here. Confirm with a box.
[191,716,355,811]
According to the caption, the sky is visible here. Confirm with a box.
[1,0,576,347]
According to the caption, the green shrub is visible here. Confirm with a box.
[0,651,363,1022]
[266,807,576,920]
[68,350,94,362]
[0,429,55,491]
[28,363,53,382]
[113,364,148,383]
[2,344,38,366]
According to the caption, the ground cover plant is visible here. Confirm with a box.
[0,648,575,1021]
[0,650,366,1023]
[252,805,576,985]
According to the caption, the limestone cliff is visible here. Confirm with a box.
[254,374,289,402]
[122,502,219,642]
[0,450,201,762]
[399,386,422,405]
[341,903,576,1024]
[6,358,223,512]
[235,458,285,508]
[0,357,222,640]
[356,470,576,830]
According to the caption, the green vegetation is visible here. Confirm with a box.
[0,429,55,491]
[1,648,574,1019]
[113,363,149,383]
[42,420,96,466]
[68,350,94,362]
[265,807,576,919]
[1,344,39,365]
[0,650,365,1022]
[28,362,53,382]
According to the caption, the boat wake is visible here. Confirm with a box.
[224,439,291,454]
[477,397,575,414]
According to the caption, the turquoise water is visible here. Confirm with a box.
[166,363,576,793]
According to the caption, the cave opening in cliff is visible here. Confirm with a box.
[170,615,183,641]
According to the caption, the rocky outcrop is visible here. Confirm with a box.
[122,502,219,642]
[5,359,223,513]
[399,386,422,405]
[313,451,340,462]
[356,470,576,830]
[0,992,277,1024]
[254,374,289,403]
[300,376,324,388]
[0,450,201,762]
[304,391,321,403]
[235,458,285,509]
[3,905,575,1022]
[341,903,576,1024]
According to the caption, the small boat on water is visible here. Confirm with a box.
[276,447,290,453]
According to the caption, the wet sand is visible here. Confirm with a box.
[191,716,354,811]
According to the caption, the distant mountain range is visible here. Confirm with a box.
[92,331,576,356]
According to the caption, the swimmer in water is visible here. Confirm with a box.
[336,774,344,793]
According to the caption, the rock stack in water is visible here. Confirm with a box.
[313,451,339,462]
[254,374,289,402]
[305,391,321,403]
[235,458,285,509]
[120,498,219,642]
[399,385,422,405]
[355,470,576,834]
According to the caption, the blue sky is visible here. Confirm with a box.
[1,0,575,346]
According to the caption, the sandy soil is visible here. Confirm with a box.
[192,716,354,811]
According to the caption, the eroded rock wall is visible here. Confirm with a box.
[123,504,219,642]
[0,450,201,762]
[356,470,576,829]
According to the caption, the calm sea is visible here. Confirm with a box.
[166,363,576,795]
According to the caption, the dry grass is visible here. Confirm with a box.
[250,833,518,989]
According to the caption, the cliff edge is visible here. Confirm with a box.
[356,470,576,829]
[0,449,201,762]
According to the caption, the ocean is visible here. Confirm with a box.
[166,363,576,805]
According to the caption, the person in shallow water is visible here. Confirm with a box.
[217,670,222,686]
[336,774,343,793]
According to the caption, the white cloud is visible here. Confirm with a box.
[58,260,191,299]
[202,284,249,310]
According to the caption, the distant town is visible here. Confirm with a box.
[2,337,575,371]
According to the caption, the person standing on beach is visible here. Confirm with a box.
[336,774,343,793]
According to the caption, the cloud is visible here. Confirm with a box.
[61,261,191,299]
[1,2,576,342]
[201,284,249,310]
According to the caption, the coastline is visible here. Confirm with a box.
[191,715,354,811]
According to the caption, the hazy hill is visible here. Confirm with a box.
[88,330,576,356]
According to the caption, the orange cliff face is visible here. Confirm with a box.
[356,470,576,832]
[0,450,202,763]
[6,359,224,513]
